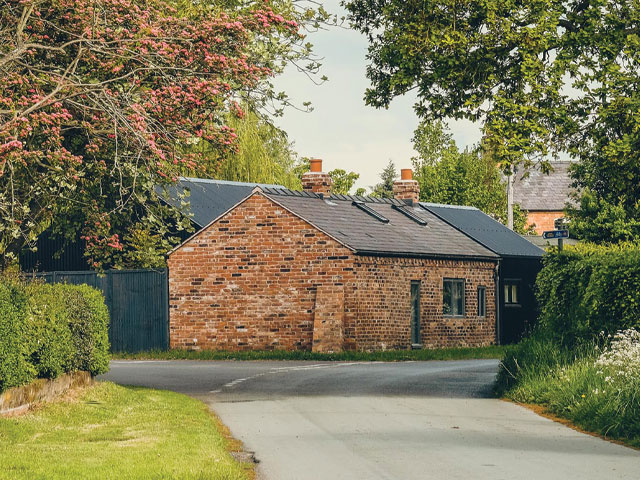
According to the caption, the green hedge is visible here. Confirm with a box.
[536,242,640,346]
[0,277,110,393]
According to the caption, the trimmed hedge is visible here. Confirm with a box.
[536,242,640,346]
[0,276,110,393]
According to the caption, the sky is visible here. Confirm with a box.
[272,0,483,191]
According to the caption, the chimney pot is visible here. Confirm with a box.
[310,158,322,172]
[400,169,413,180]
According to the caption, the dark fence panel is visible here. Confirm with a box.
[31,269,169,353]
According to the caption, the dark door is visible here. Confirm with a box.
[410,281,421,344]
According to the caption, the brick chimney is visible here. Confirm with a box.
[393,169,420,205]
[302,158,332,195]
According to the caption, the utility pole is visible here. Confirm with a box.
[507,169,515,230]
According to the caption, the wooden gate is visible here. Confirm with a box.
[34,269,169,353]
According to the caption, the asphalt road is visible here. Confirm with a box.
[101,360,640,480]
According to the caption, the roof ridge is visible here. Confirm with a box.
[265,187,402,205]
[419,202,479,211]
[180,177,285,189]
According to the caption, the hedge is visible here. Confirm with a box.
[0,276,110,393]
[536,242,640,346]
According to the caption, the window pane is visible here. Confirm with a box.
[512,284,518,304]
[443,281,452,315]
[478,287,485,317]
[504,284,510,303]
[453,281,464,315]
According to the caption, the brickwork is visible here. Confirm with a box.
[392,180,420,204]
[301,172,332,195]
[526,210,564,235]
[168,192,498,352]
[350,257,496,349]
[168,193,355,351]
[312,285,345,352]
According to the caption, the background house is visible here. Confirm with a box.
[513,162,575,235]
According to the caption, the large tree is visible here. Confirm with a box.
[412,121,531,233]
[344,0,640,240]
[0,0,303,268]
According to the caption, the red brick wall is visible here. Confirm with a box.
[526,211,564,235]
[168,192,497,351]
[349,257,496,350]
[168,193,355,351]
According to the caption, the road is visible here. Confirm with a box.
[101,360,640,480]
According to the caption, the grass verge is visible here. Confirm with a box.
[0,382,254,480]
[112,345,507,362]
[496,334,640,449]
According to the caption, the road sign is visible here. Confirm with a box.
[542,229,569,240]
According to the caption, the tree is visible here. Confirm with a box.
[0,0,301,268]
[328,169,360,195]
[344,0,640,237]
[370,160,396,199]
[412,121,532,234]
[203,107,302,189]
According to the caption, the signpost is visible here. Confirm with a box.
[542,229,569,251]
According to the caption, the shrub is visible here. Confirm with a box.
[498,329,640,447]
[536,242,640,346]
[0,277,110,393]
[0,278,33,391]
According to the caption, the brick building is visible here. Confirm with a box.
[513,162,576,235]
[168,160,542,352]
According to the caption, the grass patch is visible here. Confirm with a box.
[496,333,640,449]
[0,382,253,480]
[112,345,507,362]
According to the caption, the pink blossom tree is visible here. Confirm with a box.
[0,0,303,268]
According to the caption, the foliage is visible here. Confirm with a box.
[370,160,396,199]
[411,121,532,233]
[328,169,360,195]
[343,0,640,197]
[0,382,253,479]
[535,243,640,347]
[566,188,640,244]
[113,345,507,362]
[209,107,302,189]
[0,277,110,392]
[0,277,32,391]
[496,330,640,448]
[0,0,303,269]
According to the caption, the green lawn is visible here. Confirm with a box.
[113,345,507,362]
[0,382,253,480]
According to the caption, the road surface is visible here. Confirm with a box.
[101,359,640,480]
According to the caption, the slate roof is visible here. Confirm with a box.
[157,177,285,228]
[420,203,544,259]
[512,162,575,211]
[261,188,498,260]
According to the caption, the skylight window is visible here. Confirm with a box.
[392,204,428,226]
[352,201,389,223]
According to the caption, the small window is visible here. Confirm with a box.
[504,282,520,305]
[443,279,465,316]
[477,286,486,317]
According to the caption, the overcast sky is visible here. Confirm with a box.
[272,0,483,191]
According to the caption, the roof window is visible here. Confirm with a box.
[392,204,428,226]
[352,201,389,223]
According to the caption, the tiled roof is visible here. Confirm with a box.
[512,162,576,211]
[421,203,544,258]
[157,177,285,228]
[261,188,498,260]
